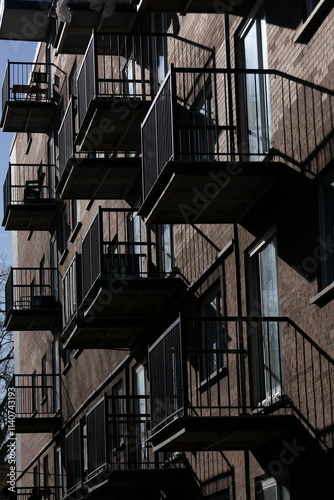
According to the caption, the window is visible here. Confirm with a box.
[62,255,80,329]
[86,400,106,475]
[127,211,143,275]
[305,0,320,17]
[43,455,49,487]
[151,13,168,91]
[39,256,46,296]
[50,233,58,298]
[66,425,82,490]
[54,446,63,500]
[239,14,271,157]
[247,231,282,406]
[125,52,136,97]
[71,199,80,231]
[32,371,37,414]
[256,477,290,500]
[41,354,48,402]
[59,203,71,256]
[194,86,215,161]
[158,224,174,274]
[134,365,148,467]
[111,382,125,451]
[69,62,77,99]
[48,137,56,199]
[33,465,39,487]
[319,180,334,288]
[201,291,226,380]
[52,341,61,412]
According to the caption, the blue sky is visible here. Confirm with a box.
[0,40,37,262]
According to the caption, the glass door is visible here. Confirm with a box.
[135,365,148,468]
[249,236,282,405]
[241,16,271,157]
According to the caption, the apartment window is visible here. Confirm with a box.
[43,455,49,487]
[86,400,106,475]
[151,13,168,90]
[71,199,80,231]
[125,51,136,97]
[135,364,148,467]
[59,204,71,256]
[158,224,174,274]
[39,256,46,296]
[48,137,56,199]
[127,211,143,275]
[319,180,334,288]
[305,0,320,17]
[54,446,63,500]
[256,477,290,500]
[112,382,125,451]
[60,342,72,371]
[33,465,39,487]
[41,354,48,402]
[32,371,37,414]
[69,62,77,99]
[52,341,61,412]
[50,233,58,298]
[247,231,282,406]
[195,87,215,161]
[201,291,226,380]
[66,424,82,490]
[239,14,271,157]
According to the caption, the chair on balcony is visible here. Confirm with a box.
[24,172,46,201]
[11,71,49,101]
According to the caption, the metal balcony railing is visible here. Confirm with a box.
[142,67,334,198]
[58,98,132,179]
[149,316,334,450]
[11,374,61,419]
[1,61,66,111]
[5,267,58,314]
[3,163,57,209]
[65,394,162,495]
[76,32,215,135]
[81,208,157,302]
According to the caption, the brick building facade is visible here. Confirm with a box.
[0,1,333,499]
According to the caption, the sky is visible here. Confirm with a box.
[0,40,38,263]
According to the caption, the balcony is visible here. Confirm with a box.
[1,62,65,133]
[134,0,256,15]
[0,0,51,41]
[5,267,59,331]
[54,0,137,54]
[57,98,141,202]
[7,374,61,433]
[64,395,190,500]
[149,316,334,452]
[140,67,334,223]
[2,163,57,231]
[61,209,185,349]
[75,31,213,153]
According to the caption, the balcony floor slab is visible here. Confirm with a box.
[150,415,299,452]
